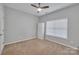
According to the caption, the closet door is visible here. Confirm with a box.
[0,4,4,54]
[37,23,45,39]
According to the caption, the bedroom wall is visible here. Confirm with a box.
[4,6,39,44]
[0,4,4,54]
[39,4,79,48]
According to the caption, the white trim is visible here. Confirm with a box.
[4,36,36,45]
[46,39,78,50]
[0,44,4,55]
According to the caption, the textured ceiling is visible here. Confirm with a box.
[4,3,73,16]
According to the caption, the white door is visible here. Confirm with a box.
[37,23,45,39]
[0,4,4,54]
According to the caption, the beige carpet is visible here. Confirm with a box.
[2,39,79,55]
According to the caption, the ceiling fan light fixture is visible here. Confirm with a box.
[31,3,49,13]
[37,8,42,12]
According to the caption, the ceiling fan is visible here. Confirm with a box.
[31,3,49,13]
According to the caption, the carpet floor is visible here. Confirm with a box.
[2,39,79,55]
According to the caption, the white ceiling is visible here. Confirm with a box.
[4,3,73,16]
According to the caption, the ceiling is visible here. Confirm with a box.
[4,3,73,16]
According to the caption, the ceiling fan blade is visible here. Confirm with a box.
[41,6,49,9]
[31,4,38,8]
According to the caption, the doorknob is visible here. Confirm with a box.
[0,34,2,36]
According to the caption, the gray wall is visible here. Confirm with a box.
[39,4,79,48]
[0,4,4,54]
[4,6,38,44]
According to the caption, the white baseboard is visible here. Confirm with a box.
[46,39,78,50]
[4,36,36,45]
[0,44,4,55]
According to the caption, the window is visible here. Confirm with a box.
[46,18,67,39]
[37,23,45,39]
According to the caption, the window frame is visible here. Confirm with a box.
[45,18,68,39]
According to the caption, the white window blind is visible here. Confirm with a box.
[46,18,67,39]
[37,23,45,39]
